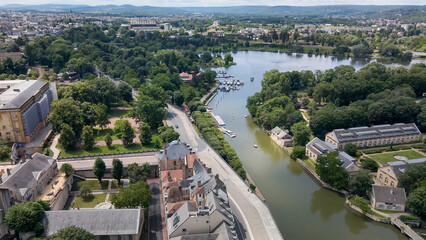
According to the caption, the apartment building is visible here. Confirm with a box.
[376,158,426,187]
[325,123,421,150]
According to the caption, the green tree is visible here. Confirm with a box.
[127,162,151,183]
[406,187,425,216]
[348,170,373,197]
[301,97,310,108]
[316,152,349,189]
[112,159,123,184]
[158,126,180,143]
[224,53,233,65]
[95,104,110,129]
[104,133,112,148]
[133,95,167,129]
[398,164,426,194]
[344,143,357,157]
[110,181,152,209]
[60,163,74,177]
[117,82,133,102]
[81,126,95,150]
[290,122,310,146]
[50,225,94,240]
[290,145,306,160]
[79,185,92,200]
[93,158,106,184]
[59,124,76,150]
[350,195,370,214]
[139,122,152,145]
[5,201,46,233]
[48,98,85,135]
[361,158,379,172]
[120,120,135,146]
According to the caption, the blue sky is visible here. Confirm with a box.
[1,0,425,7]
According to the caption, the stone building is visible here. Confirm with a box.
[376,158,426,187]
[270,126,293,148]
[370,185,406,212]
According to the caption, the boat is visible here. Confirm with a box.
[253,144,258,148]
[244,115,248,118]
[250,76,254,81]
[225,129,236,138]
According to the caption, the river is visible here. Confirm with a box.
[208,51,425,240]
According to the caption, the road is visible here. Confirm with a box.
[58,154,158,170]
[166,104,283,240]
[147,179,163,240]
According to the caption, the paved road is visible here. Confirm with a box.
[166,104,283,240]
[147,179,163,240]
[58,155,159,170]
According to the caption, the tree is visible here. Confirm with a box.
[128,162,151,183]
[48,98,85,135]
[398,164,426,194]
[290,122,310,146]
[290,145,306,160]
[344,143,357,157]
[79,185,92,200]
[60,163,74,177]
[95,104,110,129]
[120,120,135,146]
[406,187,425,216]
[133,95,167,129]
[348,170,373,197]
[50,225,94,240]
[301,97,310,108]
[315,152,349,189]
[104,133,113,148]
[361,158,379,172]
[81,126,95,150]
[93,158,106,184]
[117,82,133,102]
[59,124,76,150]
[158,126,180,143]
[350,195,370,214]
[352,45,372,58]
[139,123,152,145]
[110,181,152,209]
[112,159,123,184]
[5,201,47,233]
[224,53,233,65]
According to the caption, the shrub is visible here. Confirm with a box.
[291,146,306,160]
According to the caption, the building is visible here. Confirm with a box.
[162,23,172,31]
[44,209,144,240]
[179,72,201,83]
[325,123,421,150]
[0,187,11,239]
[159,140,191,171]
[370,185,406,212]
[0,153,58,202]
[130,20,161,32]
[270,126,293,148]
[338,152,360,173]
[376,158,426,187]
[306,137,338,161]
[170,222,236,240]
[0,52,22,61]
[0,80,55,143]
[37,171,73,210]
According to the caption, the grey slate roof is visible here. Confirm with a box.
[1,153,55,199]
[306,137,338,156]
[165,141,190,160]
[387,157,426,179]
[338,152,359,172]
[331,123,420,143]
[170,222,236,240]
[44,209,142,236]
[189,159,211,187]
[0,80,48,110]
[372,185,406,205]
[271,126,292,139]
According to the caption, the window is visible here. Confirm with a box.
[5,132,10,135]
[379,174,383,179]
[183,229,186,232]
[16,131,20,134]
[385,177,388,184]
[13,114,17,119]
[390,182,394,187]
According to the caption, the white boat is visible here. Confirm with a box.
[244,115,248,118]
[225,130,236,138]
[250,76,254,81]
[253,144,258,148]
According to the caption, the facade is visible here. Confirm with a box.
[0,80,55,143]
[270,126,293,148]
[305,137,338,161]
[0,187,11,239]
[159,140,191,171]
[44,209,143,240]
[376,158,426,187]
[325,123,421,150]
[370,185,406,212]
[130,20,161,31]
[0,153,58,202]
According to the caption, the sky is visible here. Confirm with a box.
[0,0,425,7]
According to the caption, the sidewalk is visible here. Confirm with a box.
[50,134,61,158]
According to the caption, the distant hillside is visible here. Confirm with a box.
[0,4,424,17]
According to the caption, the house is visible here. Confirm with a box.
[325,123,421,150]
[0,187,11,239]
[170,221,236,240]
[270,126,293,148]
[305,137,338,161]
[0,153,58,202]
[370,185,406,212]
[44,209,144,240]
[179,72,201,83]
[376,158,426,187]
[338,152,360,173]
[159,141,191,171]
[0,80,55,143]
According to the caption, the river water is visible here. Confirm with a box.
[208,51,425,240]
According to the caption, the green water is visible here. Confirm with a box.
[208,51,423,240]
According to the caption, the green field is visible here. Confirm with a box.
[72,193,107,208]
[59,142,159,158]
[368,150,425,165]
[72,180,109,191]
[94,128,119,141]
[106,109,131,119]
[303,158,316,172]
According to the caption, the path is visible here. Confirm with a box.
[147,179,163,240]
[200,82,219,103]
[58,154,159,170]
[50,134,61,159]
[299,109,310,126]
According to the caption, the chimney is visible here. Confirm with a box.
[12,89,20,92]
[390,189,394,195]
[6,168,10,176]
[197,181,201,187]
[167,171,172,182]
[0,177,2,184]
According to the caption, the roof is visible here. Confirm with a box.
[170,222,236,240]
[161,170,184,183]
[372,185,406,205]
[189,159,211,187]
[165,141,191,160]
[0,80,48,110]
[271,126,292,139]
[387,157,426,179]
[44,209,142,236]
[330,123,420,143]
[338,152,360,172]
[306,137,338,156]
[1,153,56,199]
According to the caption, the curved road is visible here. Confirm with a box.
[166,104,283,240]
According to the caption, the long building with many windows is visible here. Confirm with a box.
[325,123,421,150]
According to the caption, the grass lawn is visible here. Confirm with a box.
[59,143,159,158]
[72,193,107,208]
[94,128,119,141]
[110,180,123,190]
[107,109,131,119]
[72,180,109,191]
[303,158,316,172]
[376,209,402,214]
[368,150,425,165]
